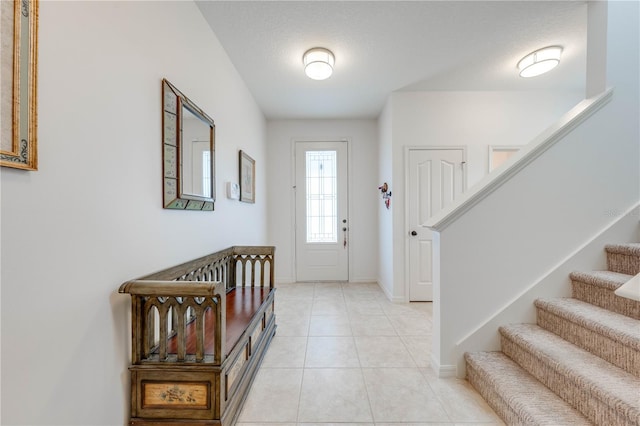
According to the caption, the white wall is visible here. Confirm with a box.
[391,90,584,189]
[266,119,378,283]
[0,1,266,424]
[433,0,639,375]
[383,90,583,300]
[377,100,395,299]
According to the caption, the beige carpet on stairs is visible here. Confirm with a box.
[466,242,640,426]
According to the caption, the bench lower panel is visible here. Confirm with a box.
[129,291,276,426]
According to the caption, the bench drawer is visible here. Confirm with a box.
[225,343,249,399]
[132,368,219,420]
[249,316,265,356]
[265,300,274,322]
[250,296,274,356]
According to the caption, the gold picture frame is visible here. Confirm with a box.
[1,0,38,170]
[239,150,255,203]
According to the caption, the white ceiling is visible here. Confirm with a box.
[197,1,587,120]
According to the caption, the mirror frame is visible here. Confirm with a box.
[162,79,215,211]
[0,0,38,170]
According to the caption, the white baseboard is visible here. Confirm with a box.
[430,353,457,378]
[276,277,379,284]
[376,281,405,302]
[349,277,378,283]
[377,280,392,300]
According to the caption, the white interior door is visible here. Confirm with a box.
[408,148,464,301]
[295,141,349,281]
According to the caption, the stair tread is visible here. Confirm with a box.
[465,351,592,425]
[535,297,640,350]
[500,324,640,410]
[570,270,633,290]
[606,243,640,256]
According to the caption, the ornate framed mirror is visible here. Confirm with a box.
[162,79,215,211]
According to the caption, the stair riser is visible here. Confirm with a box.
[572,280,640,320]
[607,252,640,275]
[536,309,640,378]
[466,363,538,426]
[501,334,638,426]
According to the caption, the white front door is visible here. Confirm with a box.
[295,141,349,281]
[408,148,465,301]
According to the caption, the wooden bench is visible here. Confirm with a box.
[118,246,276,425]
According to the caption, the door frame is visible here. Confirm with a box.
[403,146,467,302]
[291,137,352,282]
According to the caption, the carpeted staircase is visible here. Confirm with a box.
[465,243,640,425]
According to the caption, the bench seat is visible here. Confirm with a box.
[163,287,273,357]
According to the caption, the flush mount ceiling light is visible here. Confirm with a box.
[517,46,563,78]
[303,47,335,80]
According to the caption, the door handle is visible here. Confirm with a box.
[410,230,417,236]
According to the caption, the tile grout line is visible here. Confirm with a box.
[348,286,376,425]
[351,294,377,423]
[295,284,315,424]
[343,282,376,423]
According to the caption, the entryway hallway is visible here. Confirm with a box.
[237,282,503,424]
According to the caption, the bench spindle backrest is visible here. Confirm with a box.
[119,246,275,366]
[232,246,275,288]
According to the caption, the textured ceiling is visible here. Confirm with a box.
[197,1,587,119]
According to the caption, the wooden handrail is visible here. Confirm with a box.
[119,280,224,297]
[231,245,275,255]
[138,248,235,282]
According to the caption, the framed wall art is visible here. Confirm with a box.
[1,0,38,170]
[239,150,255,203]
[488,145,521,172]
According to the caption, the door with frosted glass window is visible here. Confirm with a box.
[295,141,348,281]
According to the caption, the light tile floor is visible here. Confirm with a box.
[237,282,504,426]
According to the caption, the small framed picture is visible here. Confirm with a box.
[488,145,521,172]
[239,150,255,203]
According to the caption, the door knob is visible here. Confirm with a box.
[410,231,417,236]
